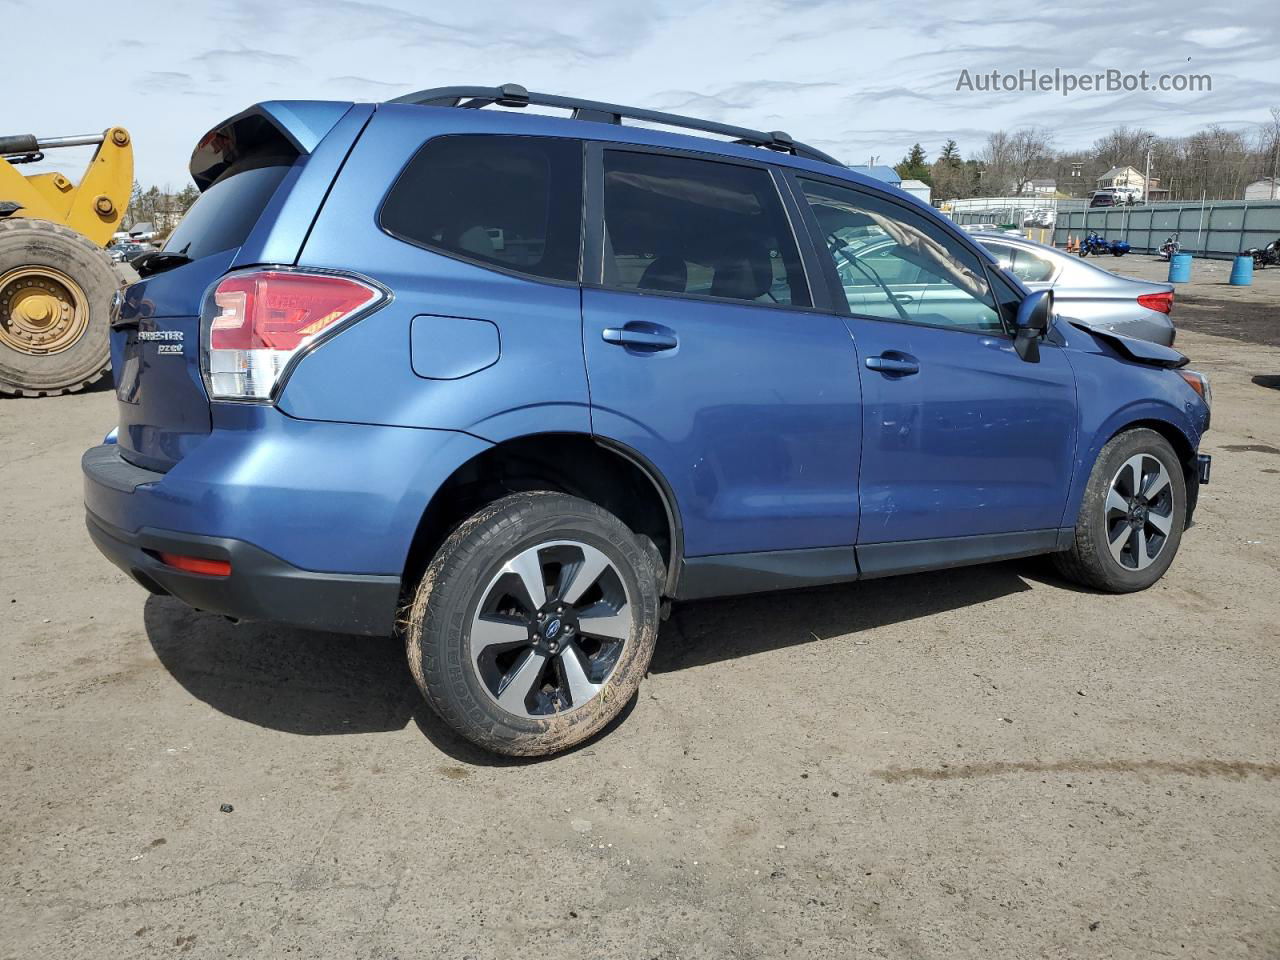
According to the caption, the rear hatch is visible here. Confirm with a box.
[112,103,355,472]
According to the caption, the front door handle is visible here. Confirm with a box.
[865,354,920,375]
[602,326,678,350]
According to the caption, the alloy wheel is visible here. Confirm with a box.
[1105,453,1176,571]
[469,540,634,718]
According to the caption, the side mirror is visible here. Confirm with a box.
[1013,289,1052,363]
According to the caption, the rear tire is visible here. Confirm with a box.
[0,218,118,396]
[404,491,661,757]
[1053,428,1186,592]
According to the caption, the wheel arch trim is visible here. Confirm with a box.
[400,430,685,599]
[591,435,685,598]
[1063,401,1202,529]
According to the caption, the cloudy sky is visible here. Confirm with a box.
[5,0,1277,187]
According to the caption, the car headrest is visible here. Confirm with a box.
[710,243,772,301]
[638,256,688,293]
[456,226,496,258]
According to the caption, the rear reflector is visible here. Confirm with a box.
[158,552,232,577]
[1137,291,1173,314]
[206,270,383,400]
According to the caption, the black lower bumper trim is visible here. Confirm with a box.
[86,512,402,636]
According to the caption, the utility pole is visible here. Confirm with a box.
[1143,144,1151,204]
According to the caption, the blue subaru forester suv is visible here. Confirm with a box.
[84,84,1212,756]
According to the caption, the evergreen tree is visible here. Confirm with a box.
[929,141,968,199]
[893,143,931,185]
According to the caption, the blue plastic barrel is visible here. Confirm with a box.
[1230,255,1254,286]
[1168,253,1193,283]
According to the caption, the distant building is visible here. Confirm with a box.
[1144,177,1170,202]
[1096,166,1146,192]
[898,179,932,204]
[1020,178,1057,196]
[1092,167,1170,203]
[1245,178,1280,200]
[847,164,902,187]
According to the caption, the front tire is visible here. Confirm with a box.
[404,491,661,757]
[1053,428,1186,592]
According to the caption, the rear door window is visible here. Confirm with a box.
[600,150,810,308]
[380,135,583,282]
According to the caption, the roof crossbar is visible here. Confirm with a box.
[387,84,841,166]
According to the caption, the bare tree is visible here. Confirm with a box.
[1092,127,1156,172]
[1265,107,1280,198]
[1007,127,1054,195]
[958,116,1280,203]
[979,130,1012,195]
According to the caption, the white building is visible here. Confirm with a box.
[1020,178,1057,196]
[1245,178,1279,200]
[1096,166,1146,192]
[898,179,931,204]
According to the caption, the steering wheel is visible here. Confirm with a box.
[829,236,913,324]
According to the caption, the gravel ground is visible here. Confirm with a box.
[3,316,1279,958]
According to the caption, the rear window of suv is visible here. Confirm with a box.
[380,134,584,282]
[165,112,299,261]
[163,164,292,261]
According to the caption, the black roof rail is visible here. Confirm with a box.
[386,83,842,167]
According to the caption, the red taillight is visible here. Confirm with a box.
[206,270,382,400]
[1137,291,1173,314]
[158,553,231,577]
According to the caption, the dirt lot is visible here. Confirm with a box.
[3,273,1279,958]
[1106,252,1280,347]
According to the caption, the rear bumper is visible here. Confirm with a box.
[85,509,402,636]
[82,413,492,634]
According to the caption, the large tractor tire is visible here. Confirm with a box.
[0,218,118,397]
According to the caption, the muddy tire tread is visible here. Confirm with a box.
[404,491,660,757]
[1052,427,1185,593]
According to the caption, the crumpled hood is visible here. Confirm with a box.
[1067,318,1188,369]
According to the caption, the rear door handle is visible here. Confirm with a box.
[865,354,920,375]
[602,326,678,350]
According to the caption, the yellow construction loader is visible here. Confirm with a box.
[0,128,133,395]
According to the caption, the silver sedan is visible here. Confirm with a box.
[975,234,1176,346]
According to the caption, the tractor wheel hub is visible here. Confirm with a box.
[0,266,90,355]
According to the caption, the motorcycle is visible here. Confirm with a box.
[1158,232,1181,261]
[1243,236,1280,269]
[1079,231,1131,258]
